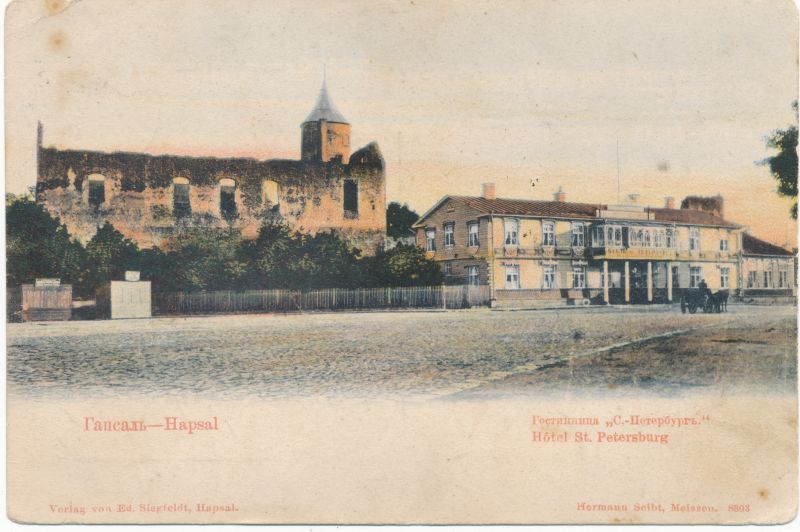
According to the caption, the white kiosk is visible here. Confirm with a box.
[96,271,151,319]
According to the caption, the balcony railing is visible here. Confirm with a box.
[492,243,737,262]
[493,246,589,258]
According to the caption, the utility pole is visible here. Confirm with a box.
[616,137,621,204]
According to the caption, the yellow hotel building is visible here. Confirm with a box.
[413,184,789,308]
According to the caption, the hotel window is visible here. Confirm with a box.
[505,264,520,289]
[443,262,452,276]
[643,229,652,247]
[689,267,702,288]
[654,230,665,248]
[606,225,623,247]
[426,229,436,251]
[764,271,773,288]
[505,219,519,246]
[571,223,585,247]
[542,220,555,246]
[720,267,729,289]
[468,266,480,286]
[779,270,788,288]
[444,223,455,247]
[467,222,479,247]
[748,271,758,288]
[543,264,557,289]
[689,228,700,252]
[666,228,675,248]
[572,265,586,289]
[593,226,605,246]
[628,228,639,247]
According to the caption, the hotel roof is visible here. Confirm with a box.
[742,233,794,256]
[414,195,741,228]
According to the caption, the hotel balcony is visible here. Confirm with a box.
[493,246,589,259]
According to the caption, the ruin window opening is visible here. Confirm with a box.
[343,179,358,217]
[87,175,105,207]
[262,179,279,208]
[173,177,191,219]
[219,178,238,220]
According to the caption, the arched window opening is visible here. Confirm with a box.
[219,178,237,220]
[173,177,191,219]
[87,174,106,207]
[262,179,279,208]
[343,179,358,217]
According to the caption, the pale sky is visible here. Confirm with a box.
[5,0,798,247]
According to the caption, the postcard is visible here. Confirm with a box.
[4,0,798,524]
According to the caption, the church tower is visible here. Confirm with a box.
[301,79,351,163]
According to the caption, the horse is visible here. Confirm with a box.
[710,290,729,313]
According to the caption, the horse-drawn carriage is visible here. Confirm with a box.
[680,288,728,314]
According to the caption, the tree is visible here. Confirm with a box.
[298,231,363,289]
[363,243,442,287]
[239,220,303,289]
[163,228,249,291]
[760,102,798,218]
[239,222,364,290]
[83,222,143,294]
[5,195,86,291]
[386,202,420,239]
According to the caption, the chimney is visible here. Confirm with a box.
[482,182,496,200]
[664,196,675,209]
[553,186,566,202]
[680,195,724,218]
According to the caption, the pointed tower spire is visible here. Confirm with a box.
[303,74,348,125]
[301,73,352,163]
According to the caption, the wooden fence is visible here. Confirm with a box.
[153,285,490,316]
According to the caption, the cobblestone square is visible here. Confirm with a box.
[6,305,796,399]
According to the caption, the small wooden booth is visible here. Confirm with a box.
[21,279,72,322]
